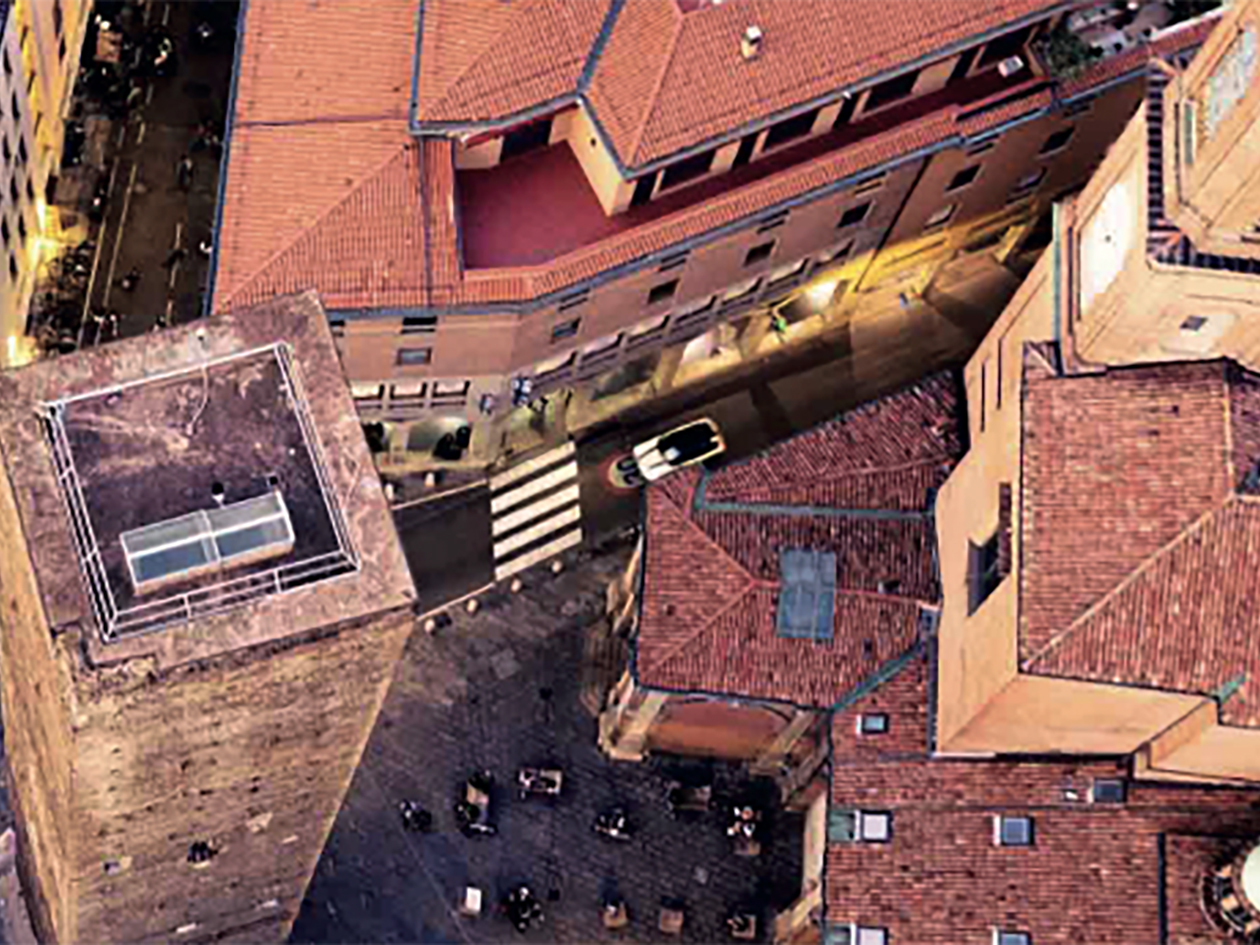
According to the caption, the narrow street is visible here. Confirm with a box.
[394,287,985,613]
[78,0,237,347]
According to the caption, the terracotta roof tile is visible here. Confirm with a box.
[233,0,415,125]
[1018,360,1233,660]
[228,143,427,311]
[420,0,610,122]
[825,653,1260,943]
[215,120,410,308]
[635,374,962,705]
[1019,359,1260,727]
[414,0,524,118]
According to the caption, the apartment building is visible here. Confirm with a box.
[595,5,1260,942]
[0,292,417,943]
[0,0,89,368]
[212,0,1215,451]
[936,0,1260,787]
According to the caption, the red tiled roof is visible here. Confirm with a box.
[635,374,963,706]
[217,1,1215,314]
[418,0,1067,169]
[826,653,1260,945]
[1017,360,1260,727]
[418,0,610,122]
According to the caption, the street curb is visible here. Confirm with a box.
[389,478,488,512]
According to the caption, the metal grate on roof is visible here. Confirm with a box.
[776,548,837,640]
[121,491,295,593]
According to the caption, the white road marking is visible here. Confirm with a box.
[136,121,146,145]
[493,483,579,537]
[100,162,139,311]
[490,442,575,491]
[145,84,154,106]
[162,4,171,26]
[490,461,578,515]
[493,504,581,560]
[494,528,582,582]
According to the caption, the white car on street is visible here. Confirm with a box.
[631,418,726,483]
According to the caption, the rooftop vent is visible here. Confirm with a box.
[997,55,1025,78]
[120,490,295,595]
[741,25,763,61]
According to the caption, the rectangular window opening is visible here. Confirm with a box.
[924,204,956,231]
[838,202,872,229]
[865,70,918,111]
[763,108,820,150]
[647,279,680,306]
[994,815,1033,847]
[551,318,581,342]
[744,241,775,267]
[401,315,438,334]
[967,526,1005,615]
[756,209,790,234]
[776,548,837,640]
[1040,127,1075,156]
[395,347,432,366]
[660,149,716,190]
[659,250,690,273]
[1091,779,1126,804]
[947,165,981,192]
[857,713,889,735]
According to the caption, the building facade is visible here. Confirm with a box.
[0,0,89,368]
[212,0,1219,458]
[0,291,417,943]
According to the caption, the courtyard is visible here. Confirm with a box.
[291,538,804,944]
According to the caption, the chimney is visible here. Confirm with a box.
[741,25,763,61]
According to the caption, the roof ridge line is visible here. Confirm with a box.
[425,1,548,118]
[1022,501,1229,671]
[578,0,626,93]
[623,2,685,168]
[226,143,420,310]
[640,483,757,674]
[646,579,757,677]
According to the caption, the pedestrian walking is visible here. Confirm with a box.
[176,154,194,191]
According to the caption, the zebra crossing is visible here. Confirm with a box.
[490,442,583,582]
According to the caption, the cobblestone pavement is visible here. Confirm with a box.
[292,540,804,944]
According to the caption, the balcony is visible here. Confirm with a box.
[456,63,1031,270]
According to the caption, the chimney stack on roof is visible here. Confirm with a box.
[741,25,763,61]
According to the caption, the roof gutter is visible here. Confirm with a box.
[204,0,250,317]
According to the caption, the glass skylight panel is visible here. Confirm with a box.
[777,548,837,640]
[121,491,294,591]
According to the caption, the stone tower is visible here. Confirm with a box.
[0,292,416,943]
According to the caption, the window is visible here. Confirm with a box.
[2,139,9,163]
[390,380,427,403]
[647,279,679,306]
[17,137,27,166]
[767,258,807,288]
[499,117,553,162]
[59,37,66,61]
[829,928,888,945]
[763,108,819,150]
[967,531,1004,614]
[948,47,978,85]
[551,318,580,342]
[7,252,16,281]
[744,241,775,267]
[776,548,836,640]
[857,811,892,843]
[994,932,1030,945]
[329,319,346,338]
[401,315,437,334]
[1,218,8,245]
[24,178,33,204]
[1091,779,1126,804]
[818,241,854,266]
[857,713,889,735]
[856,931,888,945]
[9,178,18,204]
[9,94,17,122]
[1039,127,1074,155]
[17,215,25,244]
[660,149,715,190]
[1181,315,1207,332]
[832,93,858,129]
[1009,167,1046,202]
[838,202,871,229]
[659,250,689,273]
[978,24,1033,67]
[350,382,385,402]
[947,165,981,192]
[994,815,1033,847]
[557,288,590,311]
[966,138,998,157]
[53,0,63,37]
[757,209,789,234]
[2,51,9,77]
[854,173,886,197]
[395,347,432,366]
[865,70,918,111]
[924,204,955,231]
[630,172,658,208]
